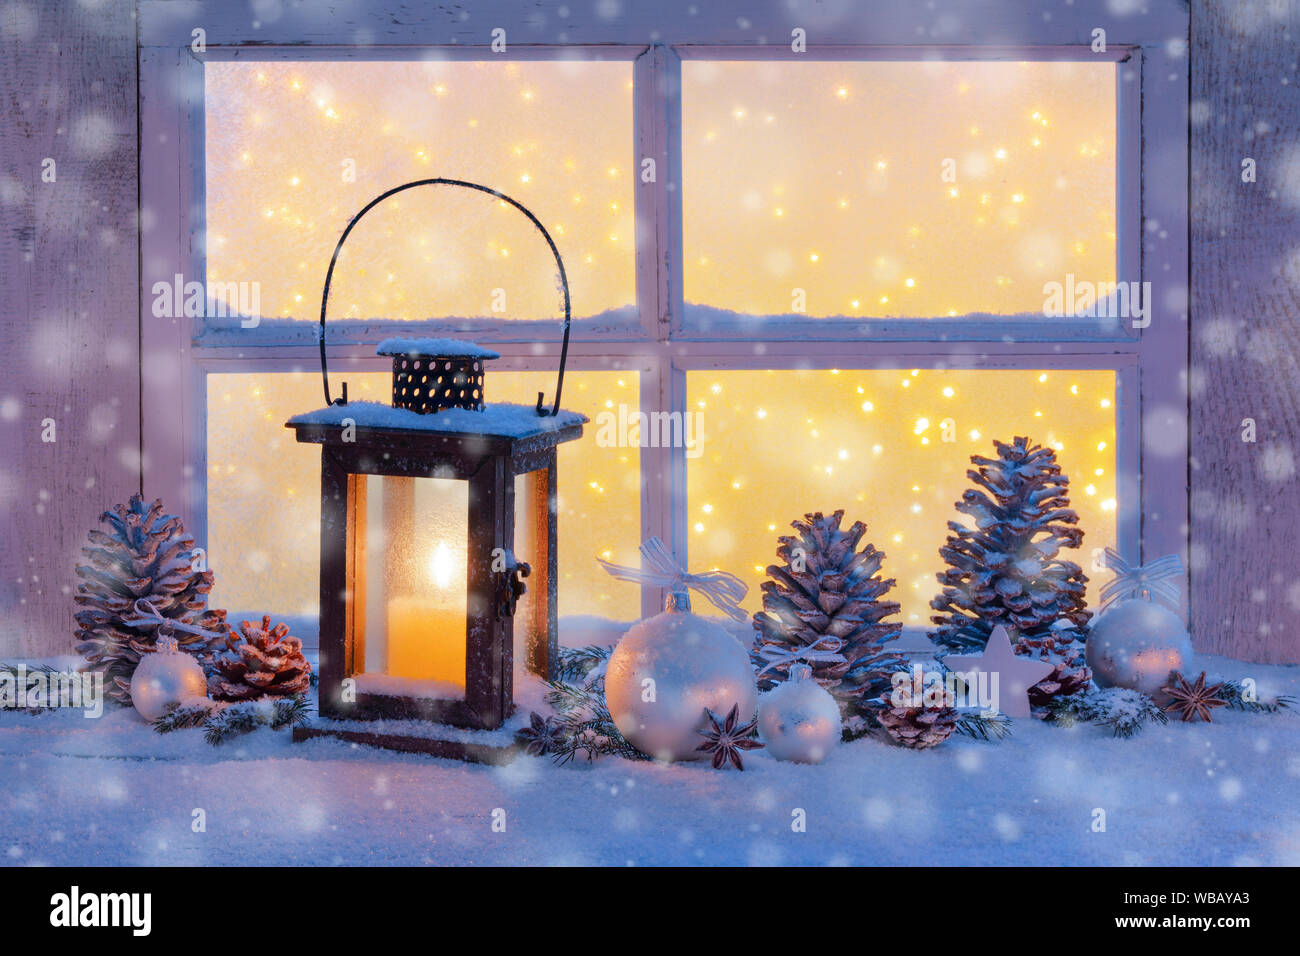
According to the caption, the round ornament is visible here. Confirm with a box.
[605,591,759,762]
[757,664,841,763]
[1085,598,1192,697]
[130,634,209,721]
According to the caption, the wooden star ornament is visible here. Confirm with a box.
[941,625,1055,719]
[1161,670,1227,723]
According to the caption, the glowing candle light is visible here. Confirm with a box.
[386,540,466,686]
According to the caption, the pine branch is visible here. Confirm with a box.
[0,663,62,713]
[150,693,311,743]
[270,693,313,729]
[954,711,1013,741]
[1050,688,1168,738]
[554,644,612,683]
[204,706,261,745]
[1217,681,1295,714]
[539,677,648,764]
[152,699,216,733]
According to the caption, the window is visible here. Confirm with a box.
[203,59,637,340]
[139,2,1187,631]
[680,60,1117,322]
[686,369,1119,624]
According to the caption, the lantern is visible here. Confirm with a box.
[286,179,585,762]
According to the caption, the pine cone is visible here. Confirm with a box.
[752,511,903,714]
[930,437,1091,653]
[208,616,312,701]
[1014,630,1092,712]
[74,494,226,706]
[875,703,958,750]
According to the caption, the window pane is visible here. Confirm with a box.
[206,370,640,622]
[682,61,1116,319]
[205,61,635,330]
[686,369,1117,624]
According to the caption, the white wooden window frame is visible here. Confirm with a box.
[139,0,1188,622]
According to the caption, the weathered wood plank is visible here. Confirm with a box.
[0,1,140,657]
[139,0,1190,48]
[1190,1,1300,664]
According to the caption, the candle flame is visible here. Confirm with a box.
[429,541,454,590]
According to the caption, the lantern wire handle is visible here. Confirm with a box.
[317,178,572,416]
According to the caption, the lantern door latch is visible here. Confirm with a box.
[494,554,531,618]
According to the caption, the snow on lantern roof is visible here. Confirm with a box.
[375,337,502,360]
[288,400,587,439]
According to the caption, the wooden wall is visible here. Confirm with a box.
[2,1,1297,663]
[0,1,140,657]
[1190,0,1300,664]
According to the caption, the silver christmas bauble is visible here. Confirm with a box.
[605,599,758,762]
[130,636,209,721]
[1086,598,1192,697]
[758,670,841,764]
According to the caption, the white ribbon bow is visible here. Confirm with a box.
[597,537,749,622]
[755,633,848,676]
[1099,547,1184,611]
[120,598,223,639]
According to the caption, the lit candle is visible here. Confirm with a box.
[386,542,466,686]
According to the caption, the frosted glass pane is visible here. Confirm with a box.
[685,369,1117,625]
[206,370,641,621]
[682,61,1116,319]
[205,61,635,325]
[359,475,468,697]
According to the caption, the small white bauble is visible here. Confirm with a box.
[605,594,758,762]
[130,635,210,721]
[758,667,841,764]
[1086,598,1192,697]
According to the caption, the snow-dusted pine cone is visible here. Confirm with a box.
[752,510,903,711]
[1014,631,1092,712]
[74,494,226,706]
[208,616,312,701]
[875,702,958,749]
[930,437,1090,653]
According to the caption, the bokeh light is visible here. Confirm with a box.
[682,60,1115,317]
[686,369,1117,624]
[205,60,635,322]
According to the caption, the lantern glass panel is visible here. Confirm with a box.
[353,474,468,698]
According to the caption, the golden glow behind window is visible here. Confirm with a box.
[205,61,635,322]
[686,369,1117,623]
[206,371,641,620]
[682,61,1116,318]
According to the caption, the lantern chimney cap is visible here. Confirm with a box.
[376,337,501,361]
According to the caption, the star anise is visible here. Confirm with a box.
[1161,671,1228,723]
[695,704,763,770]
[515,712,566,756]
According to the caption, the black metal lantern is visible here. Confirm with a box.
[287,180,585,763]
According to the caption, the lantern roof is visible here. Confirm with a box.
[287,400,586,439]
[375,337,502,360]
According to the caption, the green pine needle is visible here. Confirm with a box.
[955,711,1013,741]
